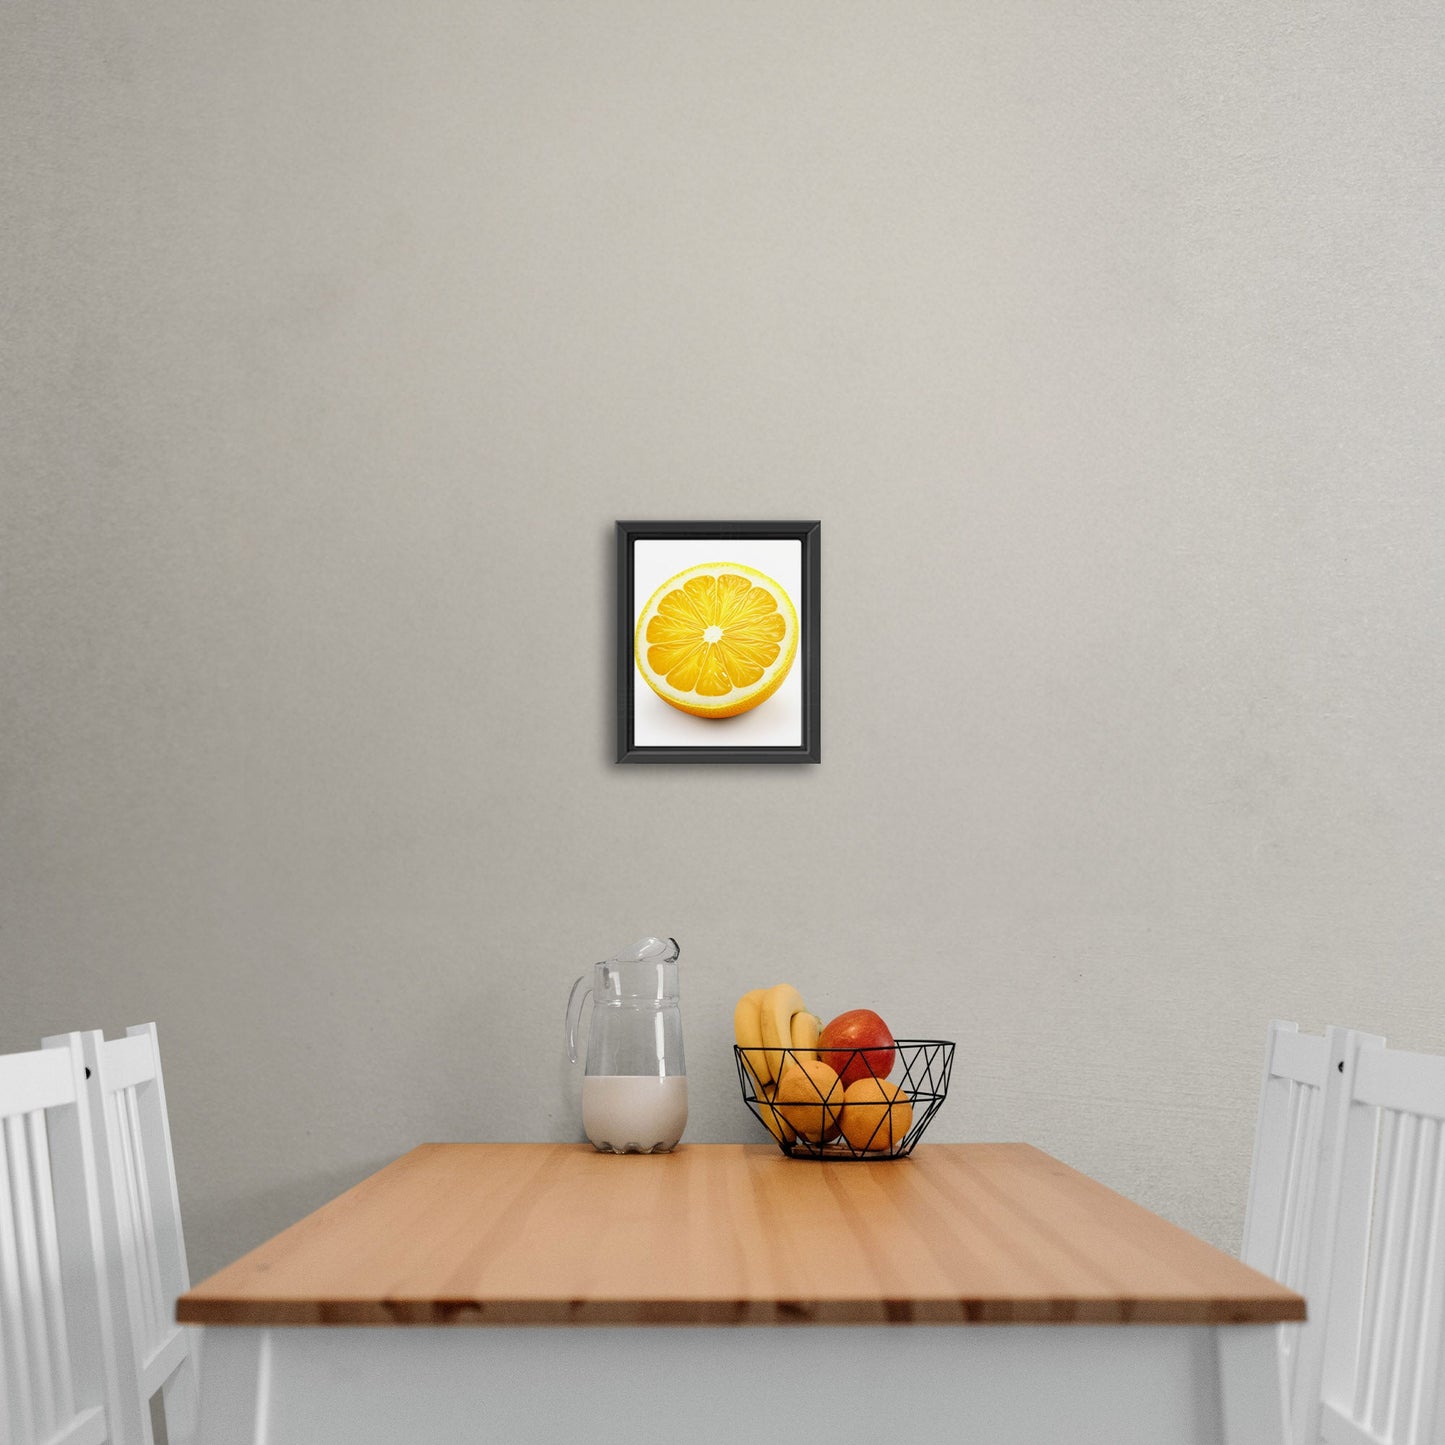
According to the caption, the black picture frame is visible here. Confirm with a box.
[616,520,820,764]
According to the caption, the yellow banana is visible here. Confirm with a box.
[789,1011,822,1061]
[733,987,770,1087]
[760,983,807,1082]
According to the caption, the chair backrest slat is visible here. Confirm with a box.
[7,1111,62,1436]
[107,1087,160,1355]
[0,1116,40,1443]
[1391,1113,1436,1437]
[1410,1136,1445,1443]
[26,1110,77,1425]
[122,1087,168,1349]
[1355,1108,1404,1426]
[1281,1080,1325,1286]
[1392,1116,1441,1443]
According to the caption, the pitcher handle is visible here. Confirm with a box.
[565,975,592,1065]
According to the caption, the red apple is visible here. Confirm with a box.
[817,1009,896,1089]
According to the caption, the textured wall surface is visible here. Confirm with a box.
[3,2,1443,1281]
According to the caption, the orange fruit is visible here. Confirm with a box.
[839,1078,914,1153]
[774,1060,844,1143]
[757,1081,796,1145]
[634,563,798,719]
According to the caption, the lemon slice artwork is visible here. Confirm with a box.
[634,563,799,719]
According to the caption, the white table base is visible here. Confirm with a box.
[198,1323,1287,1445]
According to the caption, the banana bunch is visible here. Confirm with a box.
[734,985,823,1145]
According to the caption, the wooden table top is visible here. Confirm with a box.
[178,1142,1304,1327]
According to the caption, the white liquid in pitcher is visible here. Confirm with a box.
[582,1075,688,1154]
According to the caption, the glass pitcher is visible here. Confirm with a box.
[565,936,687,1154]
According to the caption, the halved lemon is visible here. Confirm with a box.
[634,562,799,719]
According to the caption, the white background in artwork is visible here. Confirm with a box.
[632,538,804,748]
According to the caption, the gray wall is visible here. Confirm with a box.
[4,2,1443,1282]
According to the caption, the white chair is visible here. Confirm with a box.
[0,1035,125,1444]
[1242,1020,1389,1438]
[1293,1032,1445,1445]
[55,1026,200,1445]
[1243,1021,1331,1292]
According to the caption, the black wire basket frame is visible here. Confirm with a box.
[734,1040,955,1159]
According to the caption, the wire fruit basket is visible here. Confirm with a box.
[734,1040,955,1159]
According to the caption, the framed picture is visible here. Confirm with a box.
[616,520,820,764]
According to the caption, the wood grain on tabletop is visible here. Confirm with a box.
[177,1142,1304,1327]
